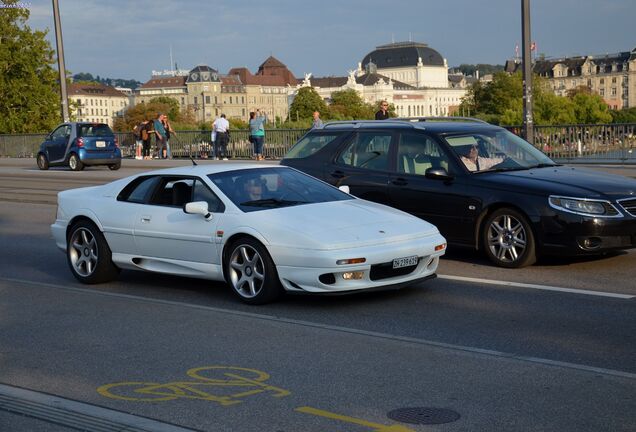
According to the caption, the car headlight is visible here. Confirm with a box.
[548,195,621,217]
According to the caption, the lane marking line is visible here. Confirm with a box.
[438,274,635,299]
[2,276,635,380]
[296,406,415,431]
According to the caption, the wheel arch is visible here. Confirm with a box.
[66,214,104,240]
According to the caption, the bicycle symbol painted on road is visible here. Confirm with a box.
[97,366,290,406]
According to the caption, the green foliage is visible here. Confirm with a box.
[112,100,195,132]
[453,64,504,76]
[329,89,375,120]
[571,92,612,124]
[228,118,248,129]
[149,96,181,120]
[610,107,636,123]
[0,2,61,133]
[72,72,141,89]
[288,87,328,121]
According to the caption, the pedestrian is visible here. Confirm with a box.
[132,121,145,159]
[162,116,176,159]
[141,120,154,160]
[249,109,267,160]
[212,114,230,160]
[375,101,390,120]
[311,111,323,129]
[153,113,168,159]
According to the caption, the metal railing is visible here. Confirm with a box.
[1,124,635,163]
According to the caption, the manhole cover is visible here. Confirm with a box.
[387,407,460,425]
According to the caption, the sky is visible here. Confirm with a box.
[24,0,636,83]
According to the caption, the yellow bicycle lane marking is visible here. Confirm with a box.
[98,365,415,431]
[97,366,290,406]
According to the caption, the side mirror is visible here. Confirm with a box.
[183,201,213,221]
[338,185,351,194]
[425,167,454,181]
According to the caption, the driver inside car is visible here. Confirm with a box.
[460,144,504,172]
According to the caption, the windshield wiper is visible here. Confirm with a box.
[240,198,308,207]
[531,163,562,168]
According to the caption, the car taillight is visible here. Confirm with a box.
[114,136,119,148]
[77,137,84,148]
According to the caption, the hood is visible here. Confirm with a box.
[479,166,636,200]
[248,199,441,250]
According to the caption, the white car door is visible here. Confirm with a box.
[133,177,223,266]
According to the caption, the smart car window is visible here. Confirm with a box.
[79,124,114,137]
[193,179,225,213]
[336,132,392,171]
[398,133,450,175]
[285,133,340,159]
[51,126,67,140]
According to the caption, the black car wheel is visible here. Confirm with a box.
[36,153,49,170]
[68,153,84,171]
[483,208,536,268]
[225,237,282,304]
[108,162,121,171]
[67,220,120,283]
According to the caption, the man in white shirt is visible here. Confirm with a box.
[212,114,230,160]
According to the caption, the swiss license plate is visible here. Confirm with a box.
[96,140,106,148]
[392,255,418,269]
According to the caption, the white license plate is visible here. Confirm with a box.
[392,255,418,269]
[96,140,106,148]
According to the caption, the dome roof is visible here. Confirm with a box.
[186,65,220,83]
[362,42,445,69]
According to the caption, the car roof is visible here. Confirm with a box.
[319,118,502,134]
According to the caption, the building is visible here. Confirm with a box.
[294,41,467,118]
[134,57,297,123]
[69,82,129,126]
[520,47,636,110]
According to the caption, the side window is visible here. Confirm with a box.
[118,176,161,203]
[193,179,224,213]
[148,177,194,207]
[336,132,392,171]
[285,133,341,159]
[51,126,67,140]
[398,133,450,175]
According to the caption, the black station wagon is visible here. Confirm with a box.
[281,119,636,268]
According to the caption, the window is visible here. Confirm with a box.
[285,133,341,159]
[336,132,392,171]
[206,96,211,104]
[118,176,161,203]
[398,133,450,175]
[192,178,224,212]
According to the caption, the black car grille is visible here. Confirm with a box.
[369,261,419,281]
[618,198,636,217]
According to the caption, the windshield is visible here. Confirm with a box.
[208,167,353,212]
[444,129,557,173]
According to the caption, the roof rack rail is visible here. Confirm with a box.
[396,116,488,124]
[322,120,415,129]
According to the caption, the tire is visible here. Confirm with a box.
[108,162,121,170]
[67,220,120,284]
[68,153,84,171]
[482,208,536,268]
[225,237,282,304]
[36,153,49,170]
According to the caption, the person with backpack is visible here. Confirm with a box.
[132,122,144,159]
[140,120,153,160]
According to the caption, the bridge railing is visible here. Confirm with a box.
[1,124,635,163]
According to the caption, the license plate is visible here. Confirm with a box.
[392,255,418,269]
[96,140,106,148]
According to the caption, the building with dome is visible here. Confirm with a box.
[295,41,468,118]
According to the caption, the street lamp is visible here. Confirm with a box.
[52,0,69,122]
[521,0,534,144]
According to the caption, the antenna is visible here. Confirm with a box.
[190,155,198,166]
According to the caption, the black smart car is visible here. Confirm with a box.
[281,119,636,268]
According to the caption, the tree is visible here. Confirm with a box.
[0,1,61,133]
[112,100,195,132]
[610,107,636,123]
[149,96,181,120]
[288,87,328,121]
[329,89,374,120]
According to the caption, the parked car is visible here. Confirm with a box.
[37,122,121,171]
[280,118,636,268]
[51,164,447,304]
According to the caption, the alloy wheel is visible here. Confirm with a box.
[228,244,265,299]
[69,227,98,277]
[486,213,528,264]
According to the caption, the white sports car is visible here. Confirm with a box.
[51,164,446,304]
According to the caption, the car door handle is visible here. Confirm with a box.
[330,170,345,179]
[391,178,408,186]
[140,215,151,223]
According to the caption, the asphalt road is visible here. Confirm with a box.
[0,158,635,432]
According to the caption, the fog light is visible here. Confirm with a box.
[435,243,447,252]
[581,237,602,250]
[342,271,364,280]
